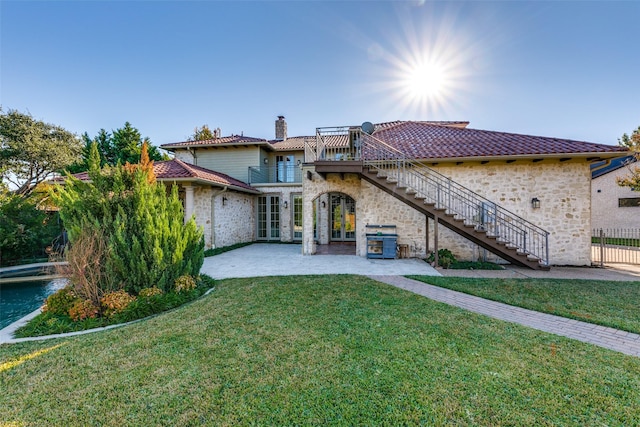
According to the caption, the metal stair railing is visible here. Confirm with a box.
[309,126,549,266]
[359,131,550,266]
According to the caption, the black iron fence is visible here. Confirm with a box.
[591,228,640,266]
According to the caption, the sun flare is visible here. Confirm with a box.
[404,62,446,98]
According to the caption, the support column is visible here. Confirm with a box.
[433,215,439,267]
[184,185,195,224]
[425,216,430,254]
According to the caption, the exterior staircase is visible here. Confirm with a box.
[310,127,550,270]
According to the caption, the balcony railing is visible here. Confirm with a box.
[248,165,302,185]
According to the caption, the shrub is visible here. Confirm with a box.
[68,299,99,321]
[174,275,197,293]
[52,143,205,295]
[426,248,457,269]
[138,287,163,298]
[42,287,79,316]
[101,290,136,318]
[63,226,115,307]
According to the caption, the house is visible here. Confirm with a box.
[591,155,639,230]
[160,117,627,268]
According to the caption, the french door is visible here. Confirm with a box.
[257,195,280,241]
[330,193,355,241]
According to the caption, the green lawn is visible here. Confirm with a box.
[591,236,640,247]
[2,275,639,425]
[408,276,640,334]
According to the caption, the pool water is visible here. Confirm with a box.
[0,279,67,329]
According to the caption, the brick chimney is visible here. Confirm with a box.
[275,116,287,141]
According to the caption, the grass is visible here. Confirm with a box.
[449,260,505,270]
[204,242,253,257]
[408,276,640,334]
[591,236,640,247]
[2,275,640,425]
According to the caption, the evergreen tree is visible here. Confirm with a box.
[616,126,640,190]
[69,123,167,173]
[53,144,203,293]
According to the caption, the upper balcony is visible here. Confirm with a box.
[248,165,302,185]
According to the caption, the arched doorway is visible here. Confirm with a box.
[329,193,356,242]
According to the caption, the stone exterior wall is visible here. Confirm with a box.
[302,168,427,257]
[432,162,592,266]
[592,171,640,230]
[303,161,593,266]
[255,184,303,242]
[192,187,255,249]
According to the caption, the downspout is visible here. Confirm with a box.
[210,186,228,249]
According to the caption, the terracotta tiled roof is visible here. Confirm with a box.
[154,159,259,193]
[372,122,627,160]
[374,120,470,131]
[161,135,268,149]
[61,160,259,194]
[269,136,315,150]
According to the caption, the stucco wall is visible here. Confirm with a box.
[303,161,592,266]
[592,171,640,230]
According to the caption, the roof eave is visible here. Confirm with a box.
[416,151,629,163]
[156,177,261,194]
[161,141,269,151]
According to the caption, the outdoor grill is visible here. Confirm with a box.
[366,224,397,259]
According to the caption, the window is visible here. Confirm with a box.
[618,198,640,207]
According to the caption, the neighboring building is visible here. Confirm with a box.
[160,117,626,268]
[591,155,639,230]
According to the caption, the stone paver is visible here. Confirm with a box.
[371,275,640,357]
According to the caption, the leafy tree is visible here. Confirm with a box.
[53,143,204,294]
[0,189,61,266]
[0,108,82,196]
[68,122,167,173]
[189,124,217,141]
[616,126,640,190]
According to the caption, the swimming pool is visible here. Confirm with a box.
[0,279,67,329]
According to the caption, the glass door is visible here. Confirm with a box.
[330,193,356,241]
[257,195,280,241]
[292,194,302,241]
[276,155,295,183]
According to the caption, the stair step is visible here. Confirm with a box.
[414,195,426,201]
[406,189,417,195]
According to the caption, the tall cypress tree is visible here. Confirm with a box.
[53,144,204,293]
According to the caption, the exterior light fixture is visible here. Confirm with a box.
[321,201,326,208]
[222,196,228,206]
[283,201,288,209]
[531,197,541,209]
[297,159,302,166]
[264,158,268,164]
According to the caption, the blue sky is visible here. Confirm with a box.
[1,1,638,147]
